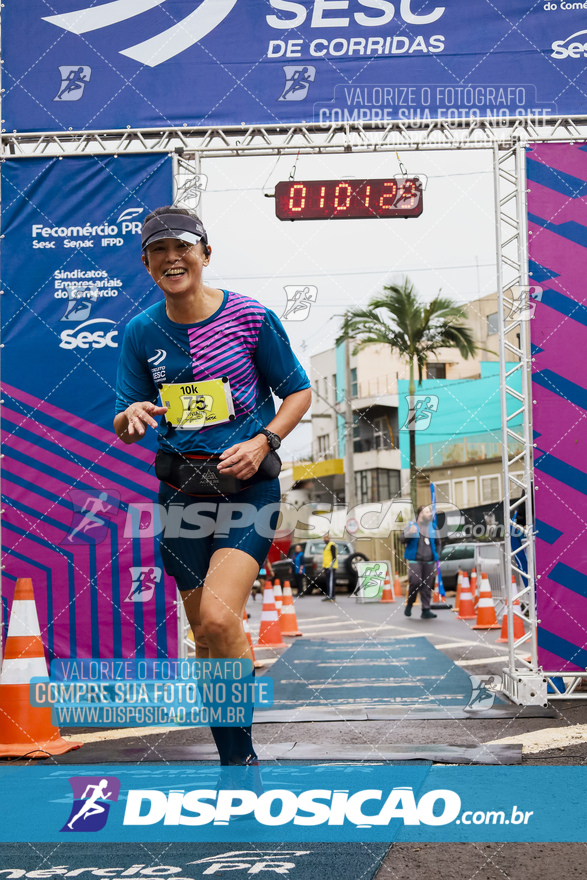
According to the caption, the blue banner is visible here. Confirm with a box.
[1,155,177,660]
[1,764,586,842]
[1,1,585,132]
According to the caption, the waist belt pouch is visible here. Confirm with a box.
[178,459,242,495]
[255,450,282,481]
[155,448,281,494]
[154,449,173,481]
[155,450,242,495]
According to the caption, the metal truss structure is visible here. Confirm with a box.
[2,113,584,700]
[493,144,545,706]
[3,114,587,159]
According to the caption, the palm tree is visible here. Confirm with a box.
[337,279,478,511]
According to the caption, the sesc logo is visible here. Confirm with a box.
[552,30,587,59]
[59,318,118,350]
[44,0,239,67]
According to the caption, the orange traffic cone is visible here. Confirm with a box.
[453,571,463,613]
[393,572,403,598]
[496,596,526,643]
[456,573,476,620]
[243,611,257,662]
[0,578,82,758]
[380,572,395,603]
[432,572,451,608]
[273,579,283,614]
[256,583,285,648]
[472,572,500,629]
[244,611,265,668]
[279,582,303,636]
[470,570,478,605]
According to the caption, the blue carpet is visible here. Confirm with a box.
[266,637,474,711]
[0,842,390,879]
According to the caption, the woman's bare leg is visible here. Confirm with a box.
[199,548,259,661]
[180,548,259,764]
[180,586,210,658]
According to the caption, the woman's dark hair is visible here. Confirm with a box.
[416,506,426,518]
[142,205,211,260]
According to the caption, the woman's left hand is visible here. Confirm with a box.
[217,435,268,479]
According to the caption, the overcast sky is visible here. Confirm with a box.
[200,147,497,458]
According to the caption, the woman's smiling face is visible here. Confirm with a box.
[143,237,210,296]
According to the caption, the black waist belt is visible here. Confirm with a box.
[155,448,281,497]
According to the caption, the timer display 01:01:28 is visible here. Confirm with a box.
[274,177,423,221]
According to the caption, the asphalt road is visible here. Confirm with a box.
[248,591,587,760]
[248,591,587,880]
[55,590,587,879]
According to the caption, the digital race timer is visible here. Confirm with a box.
[275,177,423,221]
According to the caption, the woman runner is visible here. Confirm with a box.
[114,206,311,764]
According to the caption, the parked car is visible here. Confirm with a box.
[271,540,369,594]
[439,542,505,598]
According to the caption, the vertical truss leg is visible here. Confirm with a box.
[171,151,200,660]
[493,143,546,706]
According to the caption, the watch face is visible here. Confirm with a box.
[268,431,281,450]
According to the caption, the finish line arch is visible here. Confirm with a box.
[3,115,587,704]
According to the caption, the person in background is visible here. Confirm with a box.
[291,543,305,596]
[321,533,338,602]
[255,556,274,600]
[399,505,440,619]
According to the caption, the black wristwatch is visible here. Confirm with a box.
[258,428,281,451]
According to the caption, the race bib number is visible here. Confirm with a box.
[159,378,235,430]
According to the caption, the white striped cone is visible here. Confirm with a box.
[242,611,256,663]
[272,579,283,614]
[1,578,49,685]
[496,597,526,643]
[453,570,463,612]
[0,578,82,758]
[456,573,476,620]
[279,582,302,636]
[256,584,285,648]
[470,569,478,606]
[380,573,395,603]
[472,572,500,629]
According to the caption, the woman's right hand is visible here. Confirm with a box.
[116,401,168,442]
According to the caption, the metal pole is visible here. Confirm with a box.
[171,151,188,660]
[493,144,516,674]
[0,0,3,662]
[515,141,539,671]
[344,338,356,511]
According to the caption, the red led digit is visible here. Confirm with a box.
[275,178,422,220]
[289,183,307,212]
[398,179,418,208]
[379,180,398,209]
[334,182,352,211]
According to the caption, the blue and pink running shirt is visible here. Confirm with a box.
[115,290,311,455]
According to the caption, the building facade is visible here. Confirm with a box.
[301,291,519,515]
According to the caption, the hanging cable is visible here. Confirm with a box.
[289,150,301,181]
[396,150,408,177]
